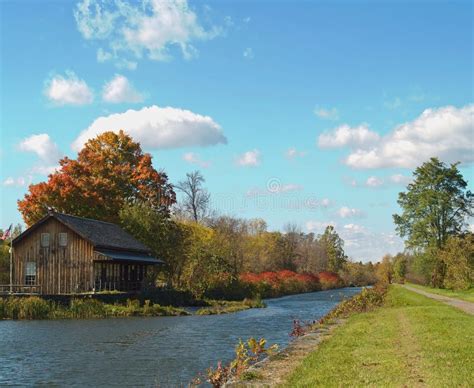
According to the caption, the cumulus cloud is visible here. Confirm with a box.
[102,74,144,103]
[305,221,404,262]
[44,71,93,105]
[74,0,222,67]
[18,134,63,177]
[72,105,227,151]
[285,147,306,159]
[366,176,384,187]
[337,206,363,219]
[19,134,62,164]
[314,106,339,120]
[305,220,337,234]
[344,104,474,169]
[182,152,210,168]
[3,177,29,187]
[389,174,412,186]
[236,149,261,167]
[318,124,380,149]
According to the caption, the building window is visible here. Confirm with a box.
[59,232,68,247]
[40,233,50,247]
[26,262,36,285]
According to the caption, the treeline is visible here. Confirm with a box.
[388,158,474,291]
[120,202,377,299]
[7,131,378,299]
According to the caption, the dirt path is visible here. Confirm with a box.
[395,311,426,387]
[403,285,474,315]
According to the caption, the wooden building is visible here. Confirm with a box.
[11,211,163,295]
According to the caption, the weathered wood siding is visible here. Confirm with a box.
[13,218,95,294]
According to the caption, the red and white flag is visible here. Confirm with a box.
[1,224,12,240]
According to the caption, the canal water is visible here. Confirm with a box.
[0,287,361,386]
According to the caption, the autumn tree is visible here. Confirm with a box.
[18,131,175,225]
[376,254,394,284]
[175,171,210,222]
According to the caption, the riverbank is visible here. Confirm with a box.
[0,296,265,320]
[239,285,473,387]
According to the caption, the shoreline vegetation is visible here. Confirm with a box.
[0,268,353,320]
[225,284,473,387]
[202,285,385,387]
[0,295,268,320]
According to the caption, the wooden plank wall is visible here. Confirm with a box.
[13,218,95,294]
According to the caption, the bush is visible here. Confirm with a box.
[441,235,474,290]
[239,270,327,298]
[319,284,387,324]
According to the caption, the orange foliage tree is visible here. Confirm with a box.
[18,131,176,226]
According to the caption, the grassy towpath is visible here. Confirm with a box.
[405,282,474,303]
[282,285,474,387]
[403,284,474,315]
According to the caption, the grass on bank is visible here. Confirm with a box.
[284,285,474,388]
[0,296,266,320]
[196,297,265,315]
[0,297,190,319]
[406,282,474,302]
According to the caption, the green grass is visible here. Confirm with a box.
[196,297,265,315]
[283,285,474,387]
[406,282,474,302]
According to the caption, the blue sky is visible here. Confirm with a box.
[1,0,473,261]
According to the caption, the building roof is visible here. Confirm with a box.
[95,248,164,265]
[13,212,152,254]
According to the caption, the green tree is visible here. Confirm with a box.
[392,253,408,283]
[320,226,347,272]
[119,202,186,287]
[393,158,473,250]
[440,235,474,290]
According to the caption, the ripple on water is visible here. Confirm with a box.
[0,287,362,386]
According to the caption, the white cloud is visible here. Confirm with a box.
[318,124,380,149]
[389,174,412,186]
[19,134,63,176]
[243,47,254,59]
[320,198,332,208]
[236,149,261,167]
[344,104,474,169]
[44,71,93,106]
[338,206,363,219]
[366,176,384,187]
[469,224,474,233]
[72,105,227,151]
[74,0,222,67]
[182,152,210,168]
[285,147,306,159]
[305,221,404,262]
[314,106,339,120]
[305,220,337,234]
[19,134,62,164]
[102,74,144,103]
[2,176,29,187]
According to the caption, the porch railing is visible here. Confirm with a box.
[0,284,42,295]
[93,280,143,292]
